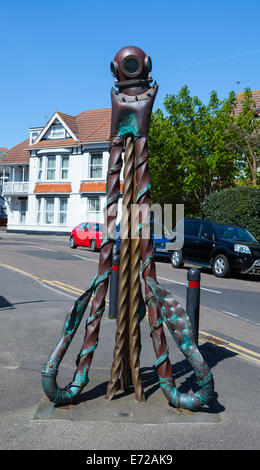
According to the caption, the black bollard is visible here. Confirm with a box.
[186,268,201,346]
[108,244,120,319]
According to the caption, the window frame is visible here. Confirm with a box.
[19,199,27,224]
[89,153,103,179]
[51,125,65,140]
[45,197,55,224]
[60,156,69,180]
[59,197,68,225]
[37,157,43,181]
[87,196,100,213]
[36,198,41,224]
[46,156,56,181]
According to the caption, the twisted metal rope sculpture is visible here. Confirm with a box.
[41,46,214,411]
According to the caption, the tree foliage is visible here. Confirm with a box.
[228,88,260,186]
[200,187,260,242]
[148,86,238,216]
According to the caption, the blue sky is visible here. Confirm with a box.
[1,0,260,150]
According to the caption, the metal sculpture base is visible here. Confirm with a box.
[36,379,220,424]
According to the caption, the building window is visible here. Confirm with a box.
[36,198,41,224]
[88,197,100,212]
[61,156,69,180]
[59,198,68,224]
[20,200,27,223]
[90,154,102,179]
[37,157,43,181]
[51,125,65,139]
[31,131,39,143]
[45,198,54,224]
[46,156,56,180]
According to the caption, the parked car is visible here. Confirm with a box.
[0,204,7,227]
[171,218,260,277]
[115,220,173,259]
[69,221,104,251]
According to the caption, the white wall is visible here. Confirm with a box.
[6,143,124,233]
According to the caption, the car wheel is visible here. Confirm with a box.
[69,236,77,249]
[212,254,230,278]
[90,239,97,252]
[171,250,184,268]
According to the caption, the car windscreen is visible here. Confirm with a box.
[214,224,257,243]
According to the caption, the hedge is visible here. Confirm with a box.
[200,187,260,242]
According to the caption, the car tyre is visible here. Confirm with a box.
[90,239,97,252]
[171,250,184,269]
[69,236,77,249]
[212,254,230,278]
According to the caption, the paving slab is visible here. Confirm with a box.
[34,367,221,425]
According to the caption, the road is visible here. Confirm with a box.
[1,231,259,326]
[0,231,260,451]
[0,231,259,362]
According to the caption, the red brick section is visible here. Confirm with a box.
[80,182,123,193]
[80,182,106,192]
[34,183,72,193]
[234,90,260,116]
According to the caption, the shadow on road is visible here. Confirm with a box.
[0,295,14,309]
[74,341,234,413]
[0,295,72,311]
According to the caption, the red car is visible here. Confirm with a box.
[69,221,104,251]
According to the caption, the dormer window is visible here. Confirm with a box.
[30,127,43,144]
[51,125,65,139]
[31,132,39,142]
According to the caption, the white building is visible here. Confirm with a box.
[0,108,123,234]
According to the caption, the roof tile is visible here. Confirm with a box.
[0,139,30,164]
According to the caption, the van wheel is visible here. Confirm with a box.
[213,254,230,278]
[171,250,184,268]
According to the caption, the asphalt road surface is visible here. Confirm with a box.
[1,231,259,362]
[1,231,259,326]
[0,231,259,452]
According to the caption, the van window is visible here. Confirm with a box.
[186,220,199,237]
[198,222,214,240]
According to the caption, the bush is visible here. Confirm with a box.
[200,187,260,242]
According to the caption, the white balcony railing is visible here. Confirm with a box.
[2,182,29,195]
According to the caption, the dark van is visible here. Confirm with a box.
[171,218,260,277]
[115,220,173,259]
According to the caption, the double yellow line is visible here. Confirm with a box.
[0,262,259,364]
[0,262,108,302]
[42,279,85,295]
[199,331,260,364]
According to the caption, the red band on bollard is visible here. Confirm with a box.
[112,265,119,271]
[188,280,200,288]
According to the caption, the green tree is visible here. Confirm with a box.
[148,86,237,216]
[228,88,260,186]
[200,187,260,241]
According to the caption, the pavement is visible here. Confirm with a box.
[0,257,259,454]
